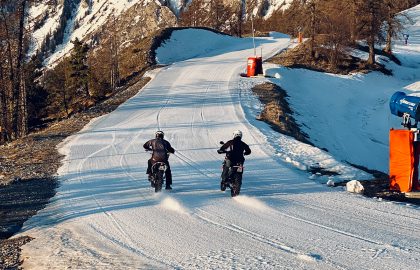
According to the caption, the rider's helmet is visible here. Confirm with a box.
[155,130,164,139]
[233,130,242,139]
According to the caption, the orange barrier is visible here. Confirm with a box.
[298,32,303,43]
[247,57,263,77]
[389,129,420,192]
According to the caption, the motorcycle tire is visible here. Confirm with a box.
[154,171,164,192]
[230,173,242,197]
[221,181,227,191]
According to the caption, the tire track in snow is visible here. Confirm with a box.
[194,209,347,270]
[267,207,402,249]
[288,199,420,235]
[73,133,147,256]
[73,132,176,267]
[156,98,170,131]
[156,62,194,132]
[198,65,223,155]
[301,193,420,220]
[88,223,178,268]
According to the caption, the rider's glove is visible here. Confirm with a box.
[217,149,224,154]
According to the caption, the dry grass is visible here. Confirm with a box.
[268,41,392,75]
[252,82,311,145]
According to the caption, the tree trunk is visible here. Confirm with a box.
[384,25,392,54]
[367,2,376,65]
[0,65,8,143]
[110,17,119,92]
[84,82,89,98]
[309,3,316,58]
[18,72,27,135]
[12,0,27,138]
[384,4,393,54]
[368,36,376,65]
[348,0,359,44]
[1,10,15,142]
[237,1,244,37]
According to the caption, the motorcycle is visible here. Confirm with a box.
[146,150,168,192]
[218,141,244,197]
[150,161,167,192]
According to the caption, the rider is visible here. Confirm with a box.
[217,130,251,184]
[143,131,175,190]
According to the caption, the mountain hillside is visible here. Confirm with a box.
[29,0,177,66]
[28,0,294,66]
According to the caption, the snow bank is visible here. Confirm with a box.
[346,180,365,194]
[156,29,240,64]
[238,76,371,183]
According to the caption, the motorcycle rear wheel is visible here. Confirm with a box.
[221,181,227,191]
[230,173,242,197]
[154,171,164,192]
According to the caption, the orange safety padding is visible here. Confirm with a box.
[389,129,414,192]
[413,142,420,191]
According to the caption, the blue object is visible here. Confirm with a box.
[390,91,420,121]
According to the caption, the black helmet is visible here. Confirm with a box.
[155,130,164,139]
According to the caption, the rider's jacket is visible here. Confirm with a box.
[143,138,175,162]
[219,137,251,164]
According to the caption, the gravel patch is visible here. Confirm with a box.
[0,76,150,269]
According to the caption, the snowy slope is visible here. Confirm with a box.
[261,4,420,173]
[15,29,420,269]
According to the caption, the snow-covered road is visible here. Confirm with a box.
[18,32,420,269]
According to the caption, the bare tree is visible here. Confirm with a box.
[307,1,317,57]
[383,0,414,54]
[179,0,208,27]
[109,15,119,92]
[355,0,386,65]
[209,0,231,32]
[12,0,28,137]
[318,0,353,68]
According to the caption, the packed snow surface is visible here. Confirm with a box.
[17,11,420,270]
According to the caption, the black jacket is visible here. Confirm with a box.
[219,137,251,163]
[143,138,175,162]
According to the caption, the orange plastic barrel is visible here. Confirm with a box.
[247,57,263,77]
[247,57,256,77]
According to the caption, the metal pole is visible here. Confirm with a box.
[251,14,256,56]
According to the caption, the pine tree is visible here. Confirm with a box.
[69,38,90,99]
[25,55,48,128]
